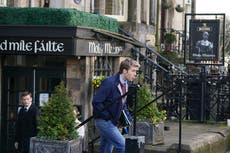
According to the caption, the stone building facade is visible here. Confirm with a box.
[0,0,188,153]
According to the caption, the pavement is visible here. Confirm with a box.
[88,120,230,153]
[144,120,230,153]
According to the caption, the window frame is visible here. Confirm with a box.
[94,56,115,77]
[0,0,6,6]
[104,0,128,22]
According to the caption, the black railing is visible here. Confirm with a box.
[118,28,188,75]
[82,28,230,153]
[119,27,230,122]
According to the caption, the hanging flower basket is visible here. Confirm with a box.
[162,2,172,9]
[175,5,184,12]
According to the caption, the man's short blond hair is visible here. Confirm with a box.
[119,58,140,73]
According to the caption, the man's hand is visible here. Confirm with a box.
[14,142,18,150]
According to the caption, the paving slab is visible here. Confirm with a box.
[144,120,230,153]
[88,120,230,153]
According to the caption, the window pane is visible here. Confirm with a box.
[0,0,6,6]
[105,0,124,15]
[94,57,115,77]
[105,0,127,21]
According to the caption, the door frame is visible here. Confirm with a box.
[0,66,66,153]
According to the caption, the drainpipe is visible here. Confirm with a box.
[191,0,196,18]
[155,0,160,51]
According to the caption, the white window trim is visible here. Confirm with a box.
[105,0,128,22]
[0,0,6,6]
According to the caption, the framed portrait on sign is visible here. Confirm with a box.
[189,19,220,61]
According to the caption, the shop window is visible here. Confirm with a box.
[0,0,6,6]
[3,55,66,68]
[105,0,128,22]
[94,56,115,77]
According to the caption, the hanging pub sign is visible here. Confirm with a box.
[189,19,220,61]
[0,38,75,56]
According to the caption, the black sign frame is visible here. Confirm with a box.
[184,14,225,66]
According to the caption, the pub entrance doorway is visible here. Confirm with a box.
[1,66,66,153]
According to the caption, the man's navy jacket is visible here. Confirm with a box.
[92,73,132,126]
